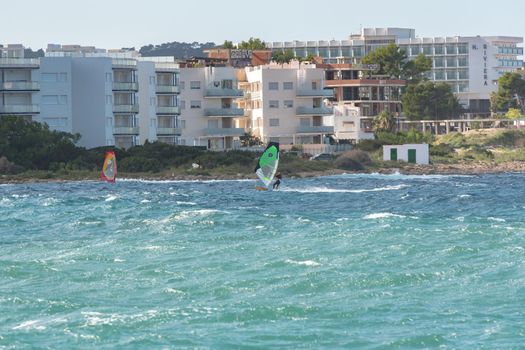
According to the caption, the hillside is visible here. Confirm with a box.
[138,41,218,58]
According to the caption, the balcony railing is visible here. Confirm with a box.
[113,104,139,113]
[0,58,39,68]
[204,127,245,137]
[157,106,180,114]
[0,81,40,91]
[0,104,40,114]
[204,88,244,98]
[112,59,137,69]
[324,79,405,87]
[297,125,334,134]
[296,106,333,115]
[113,126,139,135]
[156,85,180,94]
[157,127,182,135]
[296,89,334,98]
[204,108,245,117]
[112,82,139,91]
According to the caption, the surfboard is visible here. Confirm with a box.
[255,186,269,191]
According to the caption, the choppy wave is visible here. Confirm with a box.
[118,178,256,184]
[280,184,407,193]
[364,212,407,219]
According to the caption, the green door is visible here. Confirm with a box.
[390,148,397,161]
[408,149,416,163]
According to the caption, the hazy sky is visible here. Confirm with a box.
[3,0,524,50]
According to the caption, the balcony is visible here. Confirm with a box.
[204,108,245,117]
[112,59,137,69]
[0,104,40,114]
[296,106,333,116]
[113,104,139,114]
[157,106,180,114]
[112,82,138,91]
[0,81,40,91]
[204,127,245,137]
[113,126,139,135]
[156,85,180,94]
[204,88,244,98]
[0,58,39,68]
[296,89,334,98]
[297,125,334,134]
[157,127,182,135]
[325,79,405,87]
[155,63,179,72]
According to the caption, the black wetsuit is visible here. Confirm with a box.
[273,178,281,190]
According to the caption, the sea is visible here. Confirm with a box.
[1,173,525,349]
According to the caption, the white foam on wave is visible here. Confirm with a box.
[12,320,46,331]
[458,194,472,198]
[285,259,321,267]
[488,217,506,222]
[119,178,256,184]
[330,171,471,180]
[175,209,229,220]
[105,195,117,202]
[281,184,407,193]
[176,201,197,206]
[140,199,151,203]
[364,212,406,220]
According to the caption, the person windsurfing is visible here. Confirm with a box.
[272,172,282,190]
[255,142,279,191]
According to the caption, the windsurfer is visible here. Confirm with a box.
[272,173,282,190]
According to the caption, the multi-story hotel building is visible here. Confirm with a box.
[241,62,334,145]
[178,63,246,149]
[267,28,524,114]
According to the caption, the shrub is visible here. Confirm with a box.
[430,143,455,157]
[119,156,162,173]
[0,156,23,174]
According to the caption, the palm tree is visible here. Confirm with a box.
[372,110,396,133]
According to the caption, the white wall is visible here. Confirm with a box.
[137,61,157,143]
[383,144,429,165]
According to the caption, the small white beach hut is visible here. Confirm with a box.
[383,144,429,165]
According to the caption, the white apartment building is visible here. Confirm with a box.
[267,28,524,114]
[330,104,374,142]
[138,58,181,145]
[0,45,40,122]
[178,66,245,149]
[242,62,334,145]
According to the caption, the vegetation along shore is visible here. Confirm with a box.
[2,116,525,184]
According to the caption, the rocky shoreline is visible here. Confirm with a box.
[2,161,525,184]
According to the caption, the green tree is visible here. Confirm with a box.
[238,37,266,50]
[272,49,295,65]
[362,43,408,78]
[372,110,397,133]
[504,108,524,119]
[403,54,432,83]
[240,130,262,147]
[402,81,463,120]
[490,72,525,113]
[222,40,234,49]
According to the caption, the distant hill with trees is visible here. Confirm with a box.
[139,41,217,58]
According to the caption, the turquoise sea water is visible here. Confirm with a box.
[1,173,525,349]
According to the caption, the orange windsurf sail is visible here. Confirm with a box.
[101,151,117,183]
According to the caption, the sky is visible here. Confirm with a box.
[2,0,525,50]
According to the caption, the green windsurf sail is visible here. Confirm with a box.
[255,142,279,187]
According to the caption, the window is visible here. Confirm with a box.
[300,118,310,127]
[318,47,328,57]
[59,95,68,105]
[269,118,280,127]
[41,73,58,82]
[42,95,58,105]
[269,100,279,108]
[446,70,457,80]
[410,46,420,55]
[446,45,456,55]
[180,100,186,110]
[207,119,219,129]
[190,81,200,89]
[434,45,444,55]
[435,71,445,80]
[446,57,457,67]
[283,82,293,90]
[58,73,67,82]
[180,81,185,90]
[180,120,186,129]
[458,57,468,67]
[341,47,351,57]
[458,69,468,80]
[190,100,201,109]
[284,100,293,108]
[268,82,278,90]
[43,117,67,127]
[330,48,340,57]
[434,57,445,68]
